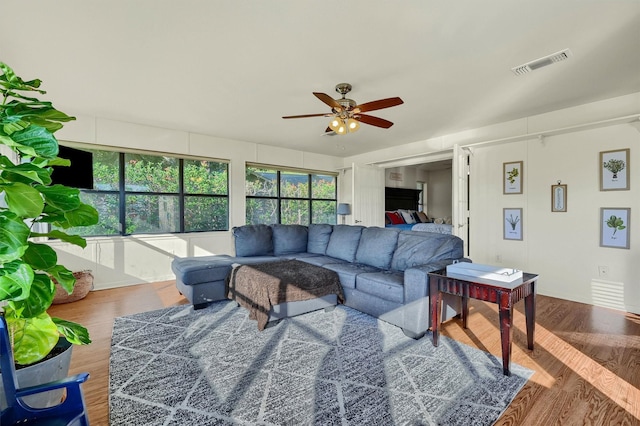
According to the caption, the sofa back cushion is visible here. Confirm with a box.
[391,231,464,271]
[325,225,365,262]
[355,227,399,269]
[307,224,333,254]
[271,224,308,256]
[233,224,273,257]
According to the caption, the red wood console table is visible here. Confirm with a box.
[428,269,538,376]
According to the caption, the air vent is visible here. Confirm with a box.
[511,48,572,76]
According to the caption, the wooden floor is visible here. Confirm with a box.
[48,281,640,425]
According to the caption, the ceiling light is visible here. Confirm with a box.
[328,117,360,135]
[347,118,360,132]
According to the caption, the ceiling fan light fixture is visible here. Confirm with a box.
[329,117,343,132]
[347,118,360,132]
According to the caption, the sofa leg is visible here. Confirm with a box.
[193,303,208,310]
[324,305,336,313]
[402,328,426,340]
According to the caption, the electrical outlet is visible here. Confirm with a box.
[598,265,609,277]
[496,254,502,263]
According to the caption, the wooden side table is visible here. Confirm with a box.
[428,270,538,376]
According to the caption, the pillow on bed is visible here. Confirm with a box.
[399,209,416,224]
[385,211,405,225]
[417,211,430,223]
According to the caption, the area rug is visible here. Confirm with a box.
[109,301,533,425]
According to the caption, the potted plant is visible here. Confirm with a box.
[0,61,98,399]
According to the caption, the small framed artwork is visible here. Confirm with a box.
[503,208,523,240]
[600,208,630,249]
[600,148,629,191]
[551,183,567,212]
[503,161,523,194]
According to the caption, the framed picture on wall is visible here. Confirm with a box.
[600,208,630,249]
[503,161,523,194]
[503,208,523,240]
[551,183,567,212]
[600,148,629,191]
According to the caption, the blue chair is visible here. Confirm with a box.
[0,316,90,425]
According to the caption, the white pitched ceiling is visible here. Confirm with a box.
[1,0,639,157]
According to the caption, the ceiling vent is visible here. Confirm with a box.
[511,48,572,76]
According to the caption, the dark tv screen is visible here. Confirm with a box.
[50,146,94,189]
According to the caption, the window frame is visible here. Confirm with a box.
[245,164,338,225]
[62,145,229,236]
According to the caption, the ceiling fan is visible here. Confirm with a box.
[282,83,403,135]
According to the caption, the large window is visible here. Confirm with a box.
[245,165,337,225]
[63,147,228,236]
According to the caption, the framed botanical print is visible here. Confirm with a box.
[600,149,629,191]
[503,208,523,240]
[600,208,630,249]
[503,161,523,194]
[551,183,567,212]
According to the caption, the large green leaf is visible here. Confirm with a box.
[0,161,52,185]
[47,265,75,293]
[31,230,88,248]
[5,313,59,366]
[5,104,75,133]
[1,116,30,135]
[53,318,91,345]
[0,62,45,93]
[64,203,99,227]
[0,261,34,302]
[37,184,81,212]
[3,181,44,217]
[10,125,59,159]
[23,242,58,271]
[0,211,30,263]
[9,273,54,317]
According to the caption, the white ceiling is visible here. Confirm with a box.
[2,1,639,158]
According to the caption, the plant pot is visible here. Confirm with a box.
[0,337,73,410]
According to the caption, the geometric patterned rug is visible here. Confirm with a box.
[109,300,533,425]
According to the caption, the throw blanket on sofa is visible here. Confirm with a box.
[226,259,344,330]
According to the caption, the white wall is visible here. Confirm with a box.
[425,168,452,220]
[470,124,639,314]
[52,117,343,290]
[343,92,640,314]
[384,166,418,189]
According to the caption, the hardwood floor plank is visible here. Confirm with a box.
[47,282,640,425]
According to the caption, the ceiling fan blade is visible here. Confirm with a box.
[282,113,330,119]
[355,97,403,113]
[313,92,342,111]
[357,114,394,129]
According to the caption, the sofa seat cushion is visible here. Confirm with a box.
[271,224,308,256]
[323,262,381,289]
[355,227,399,269]
[298,255,347,267]
[307,224,333,254]
[171,255,234,285]
[355,271,405,304]
[391,231,464,271]
[233,224,273,257]
[325,225,365,262]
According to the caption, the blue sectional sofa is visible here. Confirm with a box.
[172,224,466,338]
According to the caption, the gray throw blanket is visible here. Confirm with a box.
[226,259,344,330]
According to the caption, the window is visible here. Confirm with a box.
[245,165,337,225]
[62,147,228,236]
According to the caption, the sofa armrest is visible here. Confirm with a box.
[403,260,460,302]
